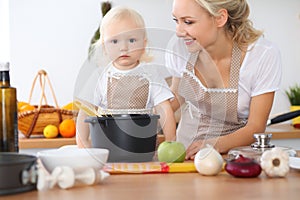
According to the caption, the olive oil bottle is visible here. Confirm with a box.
[0,62,18,152]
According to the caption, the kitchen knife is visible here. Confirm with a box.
[267,110,300,126]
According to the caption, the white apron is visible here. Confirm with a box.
[177,44,247,148]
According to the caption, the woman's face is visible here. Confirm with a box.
[172,0,218,52]
[103,18,146,70]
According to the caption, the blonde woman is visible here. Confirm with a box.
[166,0,282,159]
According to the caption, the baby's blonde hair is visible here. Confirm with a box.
[195,0,263,49]
[99,6,152,62]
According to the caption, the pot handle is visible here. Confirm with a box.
[84,117,109,128]
[84,117,98,124]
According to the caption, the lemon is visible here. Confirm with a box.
[43,125,59,138]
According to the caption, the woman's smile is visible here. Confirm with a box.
[184,39,195,46]
[119,55,130,58]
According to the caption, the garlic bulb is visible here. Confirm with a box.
[260,147,289,178]
[194,144,223,176]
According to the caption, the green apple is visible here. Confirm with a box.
[157,141,186,163]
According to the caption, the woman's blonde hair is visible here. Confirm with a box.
[195,0,263,49]
[98,6,152,62]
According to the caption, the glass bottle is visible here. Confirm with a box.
[0,62,18,152]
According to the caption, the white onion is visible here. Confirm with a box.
[194,144,223,176]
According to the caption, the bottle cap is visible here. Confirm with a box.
[0,62,10,71]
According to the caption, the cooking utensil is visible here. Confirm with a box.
[86,114,160,163]
[0,153,37,195]
[37,166,109,190]
[0,149,110,195]
[228,133,297,162]
[267,110,300,126]
[228,111,300,165]
[37,147,109,173]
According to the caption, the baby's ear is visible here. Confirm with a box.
[215,8,228,27]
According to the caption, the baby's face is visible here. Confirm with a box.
[103,18,146,70]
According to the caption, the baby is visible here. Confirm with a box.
[76,6,176,148]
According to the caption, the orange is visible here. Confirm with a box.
[43,125,59,138]
[59,119,76,138]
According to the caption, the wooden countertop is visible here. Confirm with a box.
[4,164,300,200]
[265,123,300,139]
[19,124,300,149]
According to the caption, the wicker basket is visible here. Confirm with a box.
[18,70,78,138]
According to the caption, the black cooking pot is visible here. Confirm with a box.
[0,153,37,196]
[85,114,160,162]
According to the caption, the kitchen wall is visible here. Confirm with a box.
[0,0,10,61]
[5,0,300,116]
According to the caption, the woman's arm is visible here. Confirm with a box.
[155,100,176,141]
[185,92,275,159]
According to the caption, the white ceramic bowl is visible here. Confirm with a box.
[289,156,300,170]
[37,147,109,173]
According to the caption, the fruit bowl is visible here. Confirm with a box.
[37,146,109,173]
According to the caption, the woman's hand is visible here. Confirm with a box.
[186,137,221,160]
[185,140,205,160]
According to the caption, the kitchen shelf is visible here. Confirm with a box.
[19,135,76,149]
